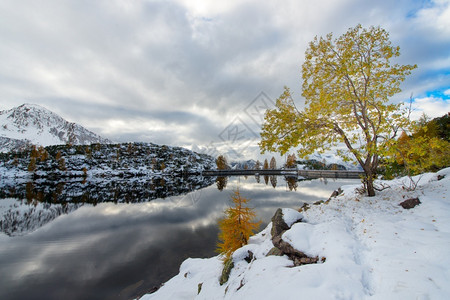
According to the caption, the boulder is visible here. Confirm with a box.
[267,208,321,266]
[219,258,234,285]
[399,197,421,209]
[270,208,290,238]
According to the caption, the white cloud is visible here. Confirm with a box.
[409,96,450,120]
[0,0,449,154]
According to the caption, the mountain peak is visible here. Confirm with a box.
[0,103,111,152]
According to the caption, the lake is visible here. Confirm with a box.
[0,175,360,300]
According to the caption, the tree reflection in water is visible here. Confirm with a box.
[286,176,298,191]
[216,176,228,191]
[0,176,215,205]
[270,175,277,188]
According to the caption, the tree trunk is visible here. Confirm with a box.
[362,166,376,197]
[366,177,376,197]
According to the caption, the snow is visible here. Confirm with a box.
[142,168,450,300]
[0,103,110,152]
[281,208,303,227]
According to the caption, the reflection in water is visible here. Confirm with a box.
[0,176,361,300]
[264,175,269,185]
[286,176,298,191]
[1,176,214,205]
[270,175,277,188]
[0,176,214,237]
[215,176,227,191]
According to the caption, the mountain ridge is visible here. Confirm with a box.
[0,103,111,152]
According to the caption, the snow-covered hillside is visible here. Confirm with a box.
[142,168,450,300]
[0,142,215,178]
[0,103,111,152]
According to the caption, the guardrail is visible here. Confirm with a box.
[201,169,364,179]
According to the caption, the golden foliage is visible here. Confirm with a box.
[263,159,269,170]
[216,155,229,170]
[217,189,261,260]
[259,24,417,196]
[285,153,297,168]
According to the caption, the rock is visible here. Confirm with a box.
[328,187,343,201]
[267,208,322,266]
[438,174,445,181]
[271,208,290,238]
[399,197,421,209]
[219,258,234,286]
[266,247,283,256]
[272,236,307,258]
[244,251,254,263]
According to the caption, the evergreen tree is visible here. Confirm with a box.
[217,188,260,260]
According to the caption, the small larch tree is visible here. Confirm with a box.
[263,158,269,170]
[216,155,229,170]
[260,24,416,196]
[270,156,276,169]
[217,188,261,260]
[285,153,297,168]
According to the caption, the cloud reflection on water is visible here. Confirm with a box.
[0,176,360,300]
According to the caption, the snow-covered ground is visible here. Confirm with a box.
[142,168,450,300]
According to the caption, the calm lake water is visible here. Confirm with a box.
[0,176,360,300]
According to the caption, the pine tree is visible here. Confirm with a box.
[254,160,261,170]
[217,189,261,260]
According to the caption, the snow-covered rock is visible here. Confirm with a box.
[142,168,450,300]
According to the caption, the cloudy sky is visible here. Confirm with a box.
[0,0,449,158]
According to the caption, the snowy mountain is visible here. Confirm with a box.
[0,103,111,152]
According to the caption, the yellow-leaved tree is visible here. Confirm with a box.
[217,188,260,260]
[260,24,417,196]
[386,113,450,188]
[216,155,229,170]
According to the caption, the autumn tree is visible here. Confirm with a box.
[217,188,260,260]
[216,155,229,170]
[260,25,416,196]
[55,150,67,171]
[386,113,450,185]
[216,176,228,191]
[285,153,297,168]
[28,145,38,172]
[263,159,269,170]
[38,146,48,161]
[269,156,276,169]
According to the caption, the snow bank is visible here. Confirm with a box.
[142,168,450,300]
